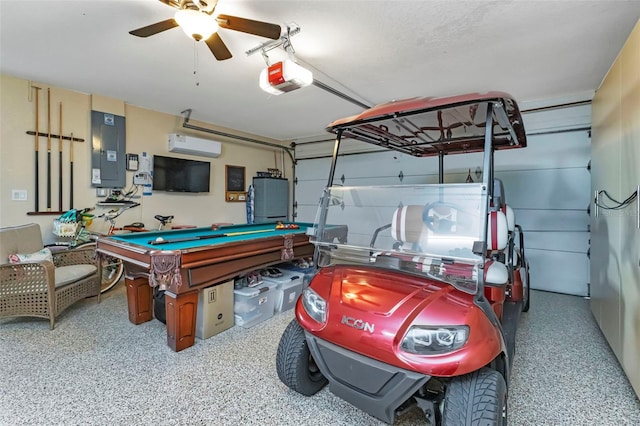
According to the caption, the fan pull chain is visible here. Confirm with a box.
[193,40,200,87]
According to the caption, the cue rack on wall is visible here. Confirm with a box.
[26,85,85,215]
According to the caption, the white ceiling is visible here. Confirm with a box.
[1,0,639,142]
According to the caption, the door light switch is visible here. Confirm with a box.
[11,189,27,201]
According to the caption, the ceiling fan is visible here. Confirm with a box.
[129,0,282,61]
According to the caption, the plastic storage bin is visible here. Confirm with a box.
[233,281,278,328]
[262,269,304,313]
[276,261,316,286]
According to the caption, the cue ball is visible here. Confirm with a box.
[155,237,164,242]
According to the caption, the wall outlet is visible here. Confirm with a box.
[11,189,27,201]
[96,188,108,197]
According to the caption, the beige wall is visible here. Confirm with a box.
[0,73,291,242]
[590,19,640,398]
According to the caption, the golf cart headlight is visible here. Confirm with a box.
[301,287,326,324]
[401,326,469,355]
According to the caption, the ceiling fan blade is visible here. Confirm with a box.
[158,0,181,9]
[129,19,178,37]
[205,33,232,61]
[216,14,281,40]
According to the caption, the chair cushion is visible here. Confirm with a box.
[0,223,45,264]
[8,248,53,264]
[55,264,97,288]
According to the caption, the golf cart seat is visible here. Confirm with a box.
[485,209,509,283]
[493,178,515,233]
[484,207,510,318]
[390,205,427,250]
[391,204,509,262]
[487,210,509,253]
[391,203,476,254]
[484,210,510,317]
[390,204,508,287]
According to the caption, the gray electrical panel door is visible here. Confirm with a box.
[91,110,126,188]
[254,177,288,223]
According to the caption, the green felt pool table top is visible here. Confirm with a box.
[107,222,315,250]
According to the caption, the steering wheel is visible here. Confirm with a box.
[422,201,465,233]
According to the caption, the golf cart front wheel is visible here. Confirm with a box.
[443,367,507,425]
[276,319,327,396]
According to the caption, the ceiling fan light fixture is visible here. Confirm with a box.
[259,60,313,95]
[175,9,218,41]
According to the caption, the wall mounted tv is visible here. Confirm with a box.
[152,155,210,193]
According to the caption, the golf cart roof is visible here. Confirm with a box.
[326,91,527,157]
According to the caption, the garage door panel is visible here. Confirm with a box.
[295,181,326,206]
[527,248,589,296]
[525,231,589,253]
[514,209,589,232]
[497,168,591,210]
[298,205,321,223]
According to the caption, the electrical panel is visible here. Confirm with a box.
[91,110,126,188]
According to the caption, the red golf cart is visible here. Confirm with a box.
[277,92,530,425]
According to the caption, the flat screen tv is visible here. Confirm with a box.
[152,155,210,193]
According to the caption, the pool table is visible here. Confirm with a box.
[96,222,346,351]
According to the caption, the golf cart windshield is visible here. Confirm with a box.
[313,92,527,295]
[313,183,486,294]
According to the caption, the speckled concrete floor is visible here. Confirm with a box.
[1,287,638,425]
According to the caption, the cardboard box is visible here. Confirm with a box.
[196,280,234,339]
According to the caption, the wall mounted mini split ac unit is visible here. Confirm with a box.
[168,133,222,158]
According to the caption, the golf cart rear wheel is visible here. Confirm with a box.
[522,266,531,312]
[443,368,507,426]
[276,320,327,396]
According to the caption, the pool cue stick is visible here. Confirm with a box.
[33,86,41,212]
[58,102,63,211]
[69,131,74,209]
[46,88,52,211]
[148,228,276,245]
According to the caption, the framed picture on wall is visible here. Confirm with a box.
[225,165,246,202]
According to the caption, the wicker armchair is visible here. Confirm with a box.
[0,223,101,329]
